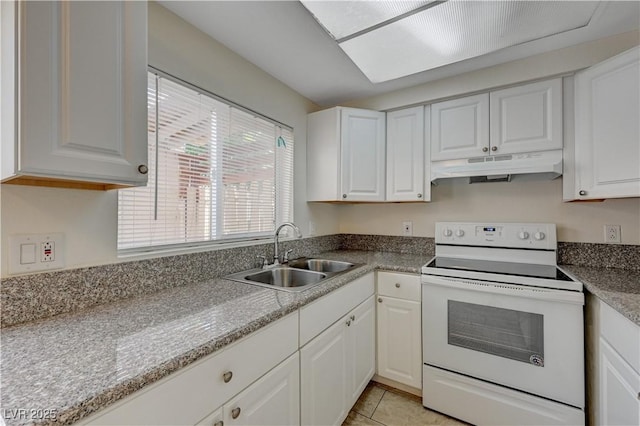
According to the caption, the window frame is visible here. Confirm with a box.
[116,67,295,255]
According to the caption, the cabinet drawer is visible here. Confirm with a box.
[87,312,298,425]
[299,272,375,346]
[600,301,640,374]
[377,272,421,301]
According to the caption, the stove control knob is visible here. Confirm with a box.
[455,229,465,237]
[534,232,546,241]
[443,229,453,237]
[518,231,530,240]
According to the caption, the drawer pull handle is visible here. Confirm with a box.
[350,315,355,321]
[378,297,383,303]
[223,371,233,383]
[346,319,351,326]
[231,407,241,419]
[214,421,224,426]
[395,283,401,288]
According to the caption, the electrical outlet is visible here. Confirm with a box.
[402,221,413,236]
[9,233,65,274]
[41,241,55,262]
[604,225,621,244]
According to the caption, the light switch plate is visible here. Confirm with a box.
[9,233,65,274]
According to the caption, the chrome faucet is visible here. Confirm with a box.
[273,222,302,265]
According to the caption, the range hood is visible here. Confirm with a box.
[431,149,563,183]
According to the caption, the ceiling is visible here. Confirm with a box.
[159,1,640,107]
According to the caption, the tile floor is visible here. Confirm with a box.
[343,382,469,426]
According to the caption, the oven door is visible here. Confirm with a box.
[422,274,584,408]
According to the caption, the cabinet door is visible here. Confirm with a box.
[599,339,640,426]
[431,93,489,161]
[574,47,640,199]
[18,1,148,186]
[490,79,562,155]
[348,296,376,405]
[340,108,386,201]
[196,408,223,426]
[224,353,300,426]
[377,296,422,389]
[386,106,427,202]
[301,318,349,426]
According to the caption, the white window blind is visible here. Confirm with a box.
[117,72,294,251]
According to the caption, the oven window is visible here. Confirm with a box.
[447,301,545,367]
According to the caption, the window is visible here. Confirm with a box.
[117,71,294,251]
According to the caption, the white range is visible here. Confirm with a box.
[422,222,584,425]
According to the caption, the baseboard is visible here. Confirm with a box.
[372,374,422,397]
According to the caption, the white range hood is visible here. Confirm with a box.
[431,149,563,183]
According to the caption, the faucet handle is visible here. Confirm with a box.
[282,249,293,264]
[256,255,269,269]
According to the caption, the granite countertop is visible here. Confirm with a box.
[562,265,640,326]
[0,250,429,426]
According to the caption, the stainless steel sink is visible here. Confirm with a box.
[287,258,355,273]
[245,267,326,287]
[224,257,360,292]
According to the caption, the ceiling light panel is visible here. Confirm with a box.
[300,0,433,40]
[339,0,600,83]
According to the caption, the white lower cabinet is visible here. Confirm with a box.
[300,312,350,426]
[590,297,640,426]
[301,295,376,426]
[300,273,376,426]
[376,272,422,390]
[201,353,300,426]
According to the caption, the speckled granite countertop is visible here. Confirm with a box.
[0,250,429,426]
[562,265,640,326]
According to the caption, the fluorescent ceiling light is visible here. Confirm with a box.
[302,0,601,83]
[301,0,434,40]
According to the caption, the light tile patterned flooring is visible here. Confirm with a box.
[343,382,469,426]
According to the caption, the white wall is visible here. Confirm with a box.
[0,2,339,276]
[340,30,640,245]
[338,178,640,244]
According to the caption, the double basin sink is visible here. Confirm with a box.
[225,258,359,292]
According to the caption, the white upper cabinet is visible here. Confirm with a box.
[307,107,386,202]
[386,106,430,202]
[490,79,563,155]
[341,108,387,201]
[431,79,562,161]
[431,93,489,161]
[1,1,148,190]
[565,47,640,200]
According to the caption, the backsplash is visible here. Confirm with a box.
[0,235,341,328]
[2,234,638,328]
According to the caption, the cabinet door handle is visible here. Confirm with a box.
[482,147,489,152]
[378,297,383,303]
[579,190,587,196]
[231,407,241,419]
[350,315,355,321]
[491,146,497,152]
[214,421,224,426]
[395,283,401,288]
[417,193,422,198]
[137,164,149,174]
[346,319,351,326]
[222,371,233,383]
[342,194,347,199]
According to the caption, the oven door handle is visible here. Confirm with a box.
[422,275,584,305]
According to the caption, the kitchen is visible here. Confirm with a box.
[1,1,639,425]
